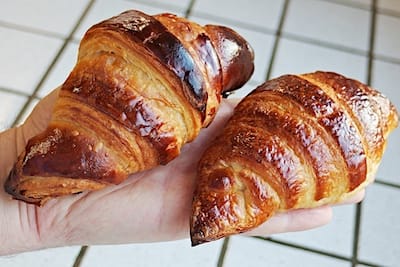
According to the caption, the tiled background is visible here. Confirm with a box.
[0,0,399,266]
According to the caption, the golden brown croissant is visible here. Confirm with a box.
[5,10,254,205]
[190,71,398,245]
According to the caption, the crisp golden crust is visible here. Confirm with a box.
[4,10,254,205]
[190,71,398,246]
[258,75,367,190]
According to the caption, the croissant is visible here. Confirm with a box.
[4,10,254,205]
[190,71,399,246]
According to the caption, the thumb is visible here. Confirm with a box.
[22,87,60,138]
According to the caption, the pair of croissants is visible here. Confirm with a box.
[4,10,398,246]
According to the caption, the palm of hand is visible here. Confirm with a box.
[1,89,239,249]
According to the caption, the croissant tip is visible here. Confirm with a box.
[190,239,200,247]
[190,227,209,247]
[190,237,209,247]
[4,185,44,207]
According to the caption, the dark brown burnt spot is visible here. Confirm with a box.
[256,75,367,190]
[94,10,208,115]
[21,127,124,184]
[205,25,254,93]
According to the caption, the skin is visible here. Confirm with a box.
[0,89,365,256]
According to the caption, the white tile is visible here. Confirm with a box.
[0,27,63,95]
[73,0,185,40]
[81,239,223,267]
[274,205,355,257]
[190,16,275,83]
[371,60,400,109]
[378,0,400,13]
[0,92,27,131]
[151,0,191,9]
[375,14,400,60]
[344,0,372,7]
[271,37,368,82]
[283,0,370,51]
[0,0,90,36]
[224,236,350,267]
[37,42,79,98]
[324,0,372,9]
[359,183,400,266]
[376,130,400,186]
[371,60,400,185]
[192,0,285,31]
[0,246,81,267]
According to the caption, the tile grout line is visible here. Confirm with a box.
[191,10,277,35]
[11,0,95,128]
[373,54,400,66]
[265,0,290,81]
[319,0,371,12]
[367,0,378,87]
[0,20,65,40]
[216,237,230,267]
[0,87,40,99]
[72,246,89,267]
[256,236,349,261]
[375,179,400,189]
[352,203,363,267]
[125,0,187,15]
[319,0,400,18]
[254,236,381,266]
[351,1,378,266]
[281,32,368,57]
[184,0,197,18]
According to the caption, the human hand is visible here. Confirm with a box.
[0,89,365,255]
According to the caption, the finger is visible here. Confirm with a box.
[223,97,242,107]
[336,189,365,206]
[244,206,333,237]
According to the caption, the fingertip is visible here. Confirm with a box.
[338,190,366,206]
[244,206,333,237]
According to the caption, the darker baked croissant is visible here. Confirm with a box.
[5,10,254,205]
[190,71,398,246]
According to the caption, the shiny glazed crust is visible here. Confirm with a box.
[4,10,254,205]
[190,71,399,245]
